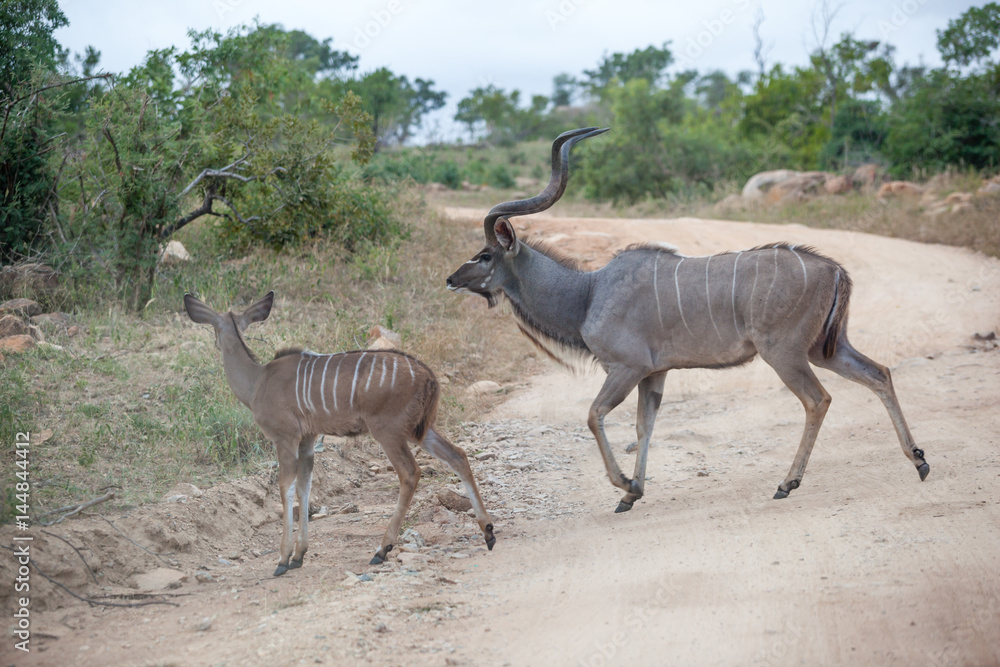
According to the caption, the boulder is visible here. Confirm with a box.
[30,312,72,330]
[877,181,924,198]
[437,489,473,513]
[0,298,41,318]
[978,181,1000,196]
[367,325,402,351]
[158,240,191,267]
[852,163,880,189]
[466,380,502,396]
[741,170,797,200]
[944,192,973,205]
[0,314,30,338]
[0,335,35,353]
[0,263,59,298]
[824,175,852,195]
[763,172,828,204]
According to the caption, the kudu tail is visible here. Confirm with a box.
[821,267,853,359]
[412,376,440,443]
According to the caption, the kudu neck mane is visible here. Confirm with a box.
[500,239,594,365]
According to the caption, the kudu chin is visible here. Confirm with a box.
[447,127,928,512]
[184,291,495,575]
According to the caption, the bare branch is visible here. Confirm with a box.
[0,73,113,144]
[101,125,123,174]
[211,194,260,225]
[38,491,115,526]
[41,530,100,585]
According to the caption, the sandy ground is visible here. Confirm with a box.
[4,212,999,666]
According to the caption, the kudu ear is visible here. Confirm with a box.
[494,218,519,253]
[184,294,219,326]
[237,291,274,330]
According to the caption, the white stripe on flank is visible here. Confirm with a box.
[319,355,332,414]
[652,252,663,329]
[675,257,694,337]
[305,356,318,413]
[705,255,724,343]
[790,248,808,313]
[763,248,779,319]
[350,352,366,408]
[365,352,377,391]
[405,356,414,381]
[731,251,742,336]
[391,357,398,388]
[379,357,387,387]
[294,356,304,414]
[332,355,344,410]
[749,254,761,329]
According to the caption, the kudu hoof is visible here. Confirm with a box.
[288,558,303,570]
[484,524,496,551]
[273,563,289,577]
[370,544,393,565]
[773,479,800,500]
[917,462,930,481]
[615,500,634,513]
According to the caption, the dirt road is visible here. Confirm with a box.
[7,213,1000,666]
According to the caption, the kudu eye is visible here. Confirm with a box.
[478,253,492,263]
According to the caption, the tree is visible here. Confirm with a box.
[937,2,1000,70]
[0,0,67,95]
[551,73,577,106]
[581,43,673,99]
[455,84,521,142]
[340,69,445,148]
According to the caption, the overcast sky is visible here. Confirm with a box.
[54,0,978,142]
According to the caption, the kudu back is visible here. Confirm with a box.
[184,291,495,575]
[447,127,928,512]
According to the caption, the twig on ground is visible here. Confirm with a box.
[40,530,99,585]
[38,491,115,526]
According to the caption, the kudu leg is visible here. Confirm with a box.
[810,339,929,480]
[369,436,420,565]
[618,372,667,513]
[273,441,300,576]
[764,356,832,500]
[421,427,496,550]
[289,435,316,570]
[588,366,647,508]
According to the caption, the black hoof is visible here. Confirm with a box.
[288,558,303,570]
[917,462,930,481]
[273,564,288,577]
[615,500,634,513]
[486,535,496,551]
[370,544,393,565]
[773,488,789,500]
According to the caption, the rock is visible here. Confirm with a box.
[158,240,191,267]
[66,325,82,337]
[824,174,852,195]
[432,507,458,524]
[977,180,1000,196]
[400,528,426,548]
[133,568,187,592]
[741,170,797,200]
[474,451,497,461]
[196,617,213,632]
[0,314,30,338]
[163,482,203,501]
[194,571,214,584]
[764,172,828,204]
[30,312,72,330]
[0,335,35,354]
[713,193,746,211]
[944,192,973,205]
[0,263,59,298]
[852,163,880,189]
[398,551,429,567]
[339,574,359,588]
[467,380,502,396]
[437,489,473,513]
[367,325,402,350]
[0,298,41,318]
[877,181,924,198]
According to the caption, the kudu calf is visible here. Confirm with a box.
[447,128,928,512]
[184,291,495,575]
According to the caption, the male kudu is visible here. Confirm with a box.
[446,128,928,512]
[184,291,495,575]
